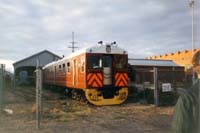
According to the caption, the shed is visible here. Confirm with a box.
[129,59,179,67]
[13,50,61,85]
[128,59,185,88]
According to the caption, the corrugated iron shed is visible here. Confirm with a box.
[128,59,179,67]
[13,50,61,69]
[13,50,61,86]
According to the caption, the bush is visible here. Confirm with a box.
[159,91,178,106]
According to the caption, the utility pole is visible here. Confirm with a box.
[68,32,78,53]
[189,0,195,84]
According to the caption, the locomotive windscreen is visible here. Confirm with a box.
[87,55,112,69]
[114,55,127,69]
[87,56,101,69]
[87,54,127,70]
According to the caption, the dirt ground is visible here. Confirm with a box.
[0,86,175,133]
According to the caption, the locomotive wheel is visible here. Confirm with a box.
[71,90,77,99]
[71,89,89,104]
[80,92,88,104]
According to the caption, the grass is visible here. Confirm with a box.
[112,115,127,120]
[46,101,92,122]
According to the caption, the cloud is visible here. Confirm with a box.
[0,59,14,72]
[0,0,199,62]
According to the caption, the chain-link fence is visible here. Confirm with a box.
[128,66,185,105]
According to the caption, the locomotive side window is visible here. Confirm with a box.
[67,62,70,73]
[87,56,101,69]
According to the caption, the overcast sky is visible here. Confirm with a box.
[0,0,199,71]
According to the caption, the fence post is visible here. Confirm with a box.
[0,64,5,113]
[172,67,176,91]
[36,60,42,129]
[13,70,16,89]
[154,67,159,107]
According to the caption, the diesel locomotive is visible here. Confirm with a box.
[43,43,128,106]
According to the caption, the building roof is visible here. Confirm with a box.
[13,50,61,66]
[148,48,200,59]
[128,59,180,67]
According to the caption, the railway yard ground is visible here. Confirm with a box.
[0,86,174,133]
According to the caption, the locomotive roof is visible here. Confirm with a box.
[43,44,127,69]
[68,44,127,58]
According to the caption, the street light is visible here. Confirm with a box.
[189,0,195,84]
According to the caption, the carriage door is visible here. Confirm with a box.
[73,59,77,86]
[102,55,112,85]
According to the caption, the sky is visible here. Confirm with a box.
[0,0,199,72]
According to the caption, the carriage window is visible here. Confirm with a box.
[114,55,127,69]
[67,62,70,73]
[87,56,101,69]
[81,58,85,72]
[63,64,65,72]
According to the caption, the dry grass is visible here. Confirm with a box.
[1,86,175,133]
[44,100,92,122]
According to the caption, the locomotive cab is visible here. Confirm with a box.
[85,46,128,105]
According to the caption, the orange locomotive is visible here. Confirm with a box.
[43,43,128,106]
